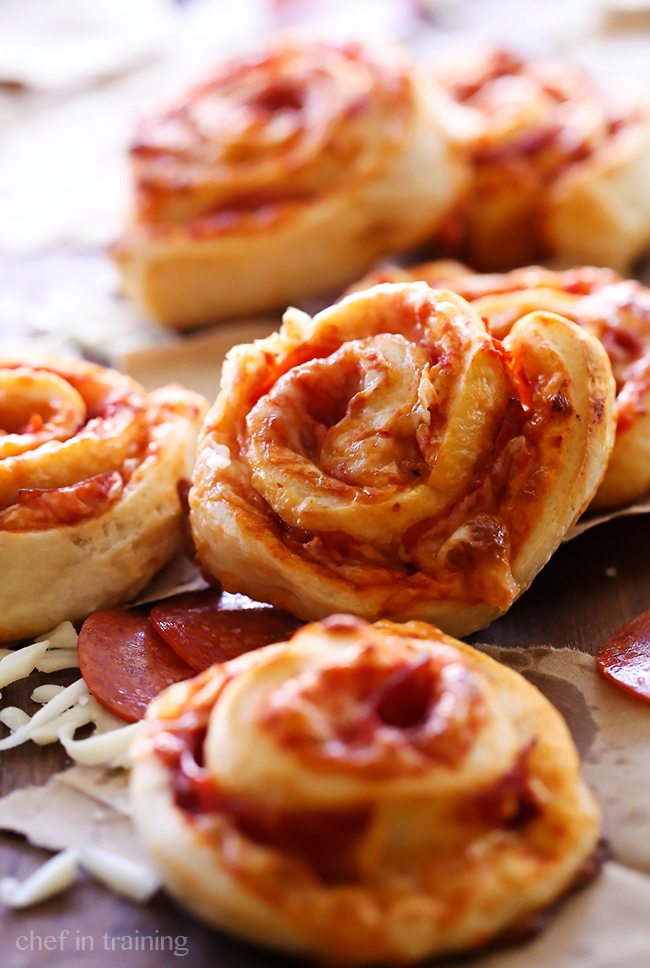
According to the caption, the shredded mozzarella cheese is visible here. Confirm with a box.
[31,684,65,703]
[58,721,144,768]
[0,641,48,690]
[35,621,79,649]
[35,649,80,673]
[0,845,161,910]
[83,696,125,732]
[79,847,161,902]
[0,624,140,767]
[0,678,88,751]
[31,705,94,746]
[0,849,79,908]
[0,623,161,911]
[0,707,30,731]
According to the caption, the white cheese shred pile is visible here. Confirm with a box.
[0,622,158,910]
[78,847,161,902]
[0,622,143,765]
[0,849,80,909]
[0,847,160,908]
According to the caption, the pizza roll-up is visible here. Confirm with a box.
[113,37,465,329]
[435,48,650,271]
[131,616,601,964]
[0,358,205,642]
[190,283,615,636]
[353,261,650,510]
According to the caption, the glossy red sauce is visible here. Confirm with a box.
[467,741,539,829]
[154,716,372,879]
[261,651,485,778]
[402,396,529,562]
[601,325,643,362]
[0,471,123,531]
[0,362,151,531]
[373,656,435,729]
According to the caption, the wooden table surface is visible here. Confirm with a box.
[2,511,648,968]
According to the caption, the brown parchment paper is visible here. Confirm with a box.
[566,497,650,541]
[0,767,151,870]
[1,644,649,964]
[456,862,650,968]
[482,646,650,876]
[133,553,208,606]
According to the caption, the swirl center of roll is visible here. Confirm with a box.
[259,643,485,779]
[0,367,85,458]
[248,333,431,491]
[243,288,518,554]
[441,48,634,172]
[0,360,150,528]
[203,620,523,813]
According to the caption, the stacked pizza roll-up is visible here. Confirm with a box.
[190,282,615,635]
[113,36,466,328]
[352,261,650,510]
[0,358,205,642]
[432,48,650,271]
[131,616,601,964]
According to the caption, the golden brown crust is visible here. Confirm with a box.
[0,357,206,641]
[131,617,601,964]
[190,283,615,634]
[351,261,650,509]
[112,37,466,329]
[433,48,650,271]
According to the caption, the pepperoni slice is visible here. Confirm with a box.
[150,588,300,671]
[78,609,194,722]
[597,609,650,704]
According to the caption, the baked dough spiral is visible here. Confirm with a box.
[352,260,650,509]
[112,36,465,329]
[190,282,615,635]
[434,48,650,271]
[0,357,205,642]
[131,615,601,964]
